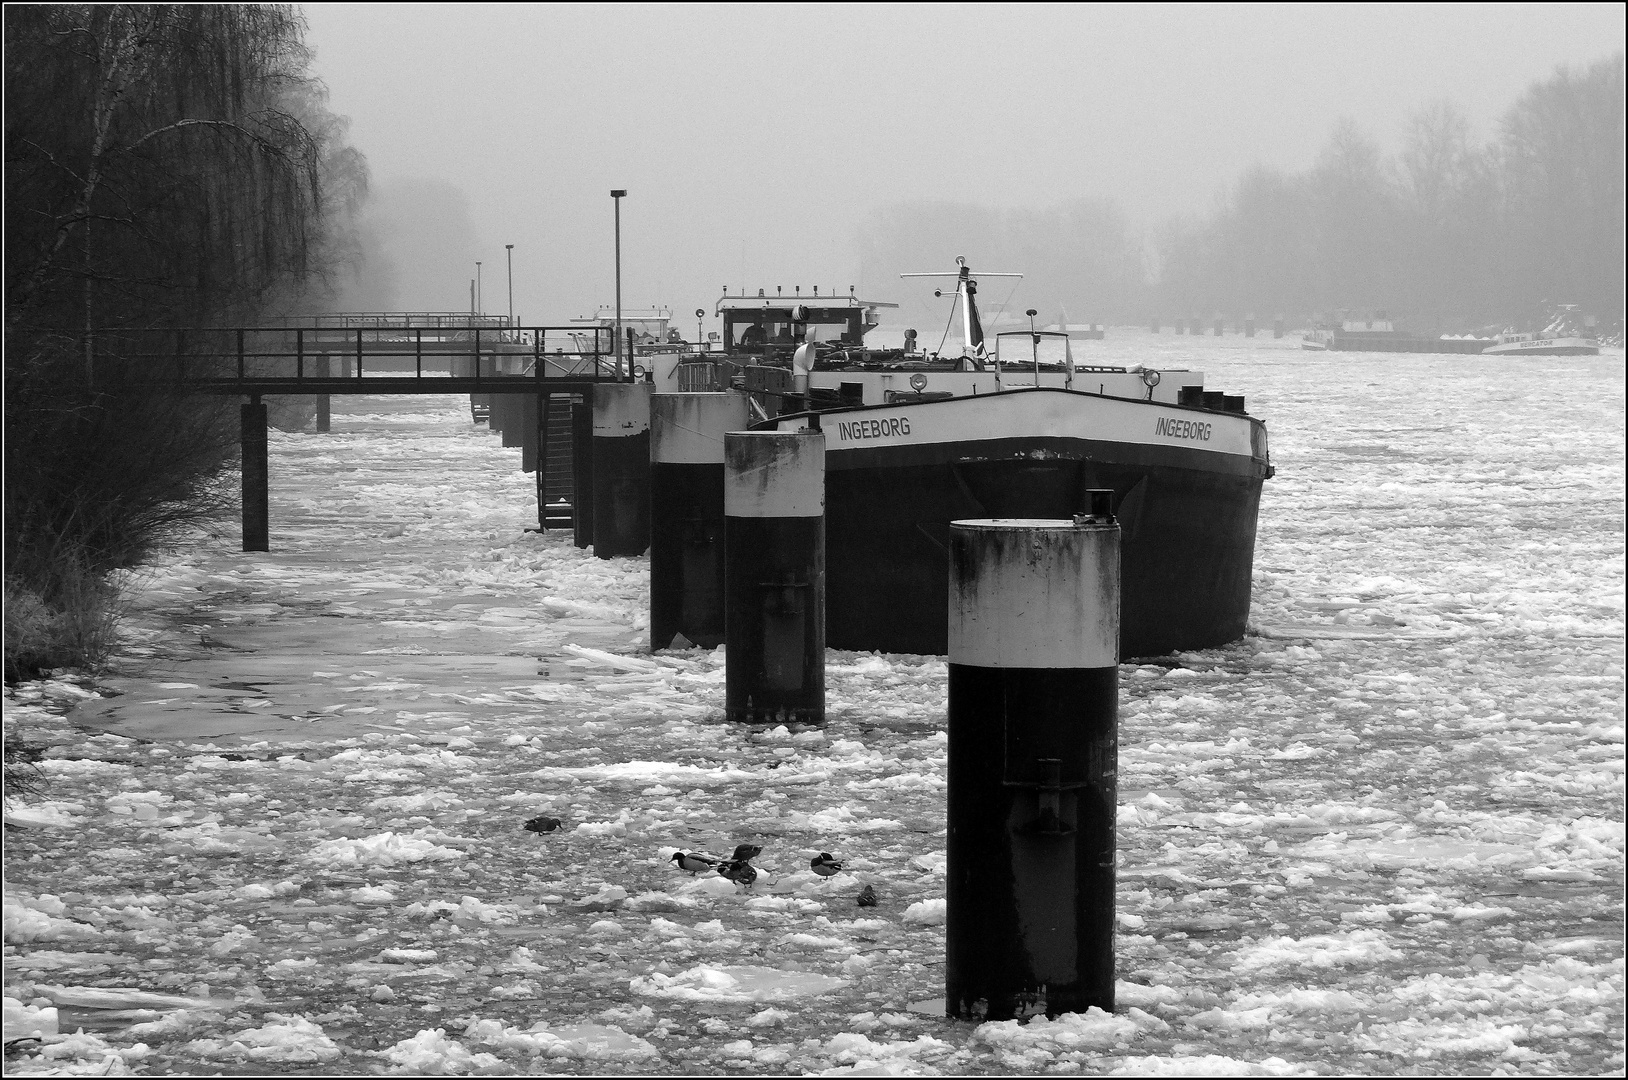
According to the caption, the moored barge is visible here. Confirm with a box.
[674,259,1273,659]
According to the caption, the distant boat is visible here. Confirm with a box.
[569,305,678,345]
[1301,316,1408,350]
[1301,312,1492,354]
[1483,305,1600,356]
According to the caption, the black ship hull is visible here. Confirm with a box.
[771,389,1269,659]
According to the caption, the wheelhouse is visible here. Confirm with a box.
[716,289,898,353]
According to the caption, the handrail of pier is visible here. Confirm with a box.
[256,312,516,330]
[84,324,643,391]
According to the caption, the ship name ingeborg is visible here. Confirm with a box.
[836,415,912,442]
[1155,415,1212,442]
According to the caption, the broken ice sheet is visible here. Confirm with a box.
[2,369,1618,1076]
[630,964,848,1002]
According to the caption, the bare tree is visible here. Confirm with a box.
[1399,100,1499,328]
[1498,54,1625,324]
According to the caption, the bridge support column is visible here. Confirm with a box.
[314,356,331,432]
[519,394,540,466]
[242,397,269,552]
[572,398,594,548]
[534,392,548,528]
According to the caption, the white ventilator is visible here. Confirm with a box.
[792,329,817,398]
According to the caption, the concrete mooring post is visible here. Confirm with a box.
[650,392,751,651]
[723,427,824,724]
[1272,316,1285,339]
[591,382,652,558]
[945,495,1120,1020]
[241,397,269,553]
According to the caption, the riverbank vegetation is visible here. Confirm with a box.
[4,4,366,681]
[861,52,1624,332]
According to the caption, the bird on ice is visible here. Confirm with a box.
[730,843,763,862]
[670,851,719,874]
[717,859,758,886]
[856,884,878,907]
[522,815,562,833]
[810,852,844,877]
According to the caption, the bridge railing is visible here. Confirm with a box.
[87,326,637,387]
[257,312,516,332]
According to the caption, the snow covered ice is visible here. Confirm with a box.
[3,341,1622,1075]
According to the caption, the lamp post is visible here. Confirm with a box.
[476,261,483,317]
[611,189,626,378]
[505,244,515,329]
[696,308,706,355]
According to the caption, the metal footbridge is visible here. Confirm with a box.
[91,316,641,395]
[92,314,664,550]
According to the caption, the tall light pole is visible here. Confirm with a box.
[505,244,515,328]
[475,261,483,317]
[611,189,626,378]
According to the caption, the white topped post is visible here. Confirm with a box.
[723,428,825,724]
[945,491,1120,1021]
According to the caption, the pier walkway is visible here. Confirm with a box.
[87,315,654,549]
[89,319,636,396]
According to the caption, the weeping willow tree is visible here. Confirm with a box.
[4,5,365,679]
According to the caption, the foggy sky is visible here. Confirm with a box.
[303,2,1624,327]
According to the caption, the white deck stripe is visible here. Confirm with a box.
[777,388,1257,459]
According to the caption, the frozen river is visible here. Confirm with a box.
[3,336,1622,1075]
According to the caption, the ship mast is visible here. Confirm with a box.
[958,259,981,357]
[902,256,1022,363]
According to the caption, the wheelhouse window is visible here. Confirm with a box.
[723,307,864,349]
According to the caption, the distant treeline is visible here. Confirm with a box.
[861,53,1624,332]
[4,5,361,679]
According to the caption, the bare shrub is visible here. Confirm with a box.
[4,551,125,683]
